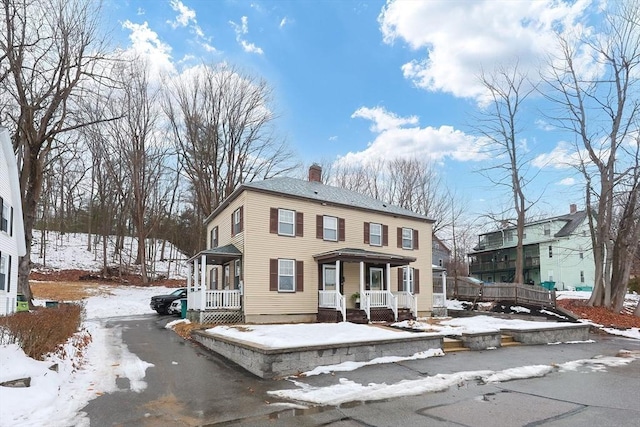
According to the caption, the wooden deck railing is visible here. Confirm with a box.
[447,280,556,308]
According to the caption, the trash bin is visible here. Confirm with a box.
[16,294,29,312]
[45,301,59,308]
[541,281,556,290]
[180,299,187,319]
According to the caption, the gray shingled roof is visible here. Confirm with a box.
[242,177,433,222]
[554,210,587,237]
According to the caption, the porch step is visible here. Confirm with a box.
[443,337,468,352]
[346,309,369,324]
[501,335,521,347]
[397,308,414,322]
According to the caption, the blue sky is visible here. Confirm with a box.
[103,0,604,220]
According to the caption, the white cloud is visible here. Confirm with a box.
[121,20,175,77]
[532,141,583,169]
[352,106,418,133]
[329,136,338,141]
[230,16,264,55]
[280,17,288,28]
[535,119,556,131]
[339,106,489,167]
[378,0,593,101]
[136,8,145,16]
[558,177,576,186]
[168,0,196,28]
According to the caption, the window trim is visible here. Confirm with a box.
[369,223,382,246]
[403,266,414,294]
[0,253,7,292]
[233,208,241,234]
[402,227,413,250]
[323,215,338,241]
[278,259,296,292]
[0,198,8,234]
[278,208,295,236]
[322,264,336,291]
[210,226,218,248]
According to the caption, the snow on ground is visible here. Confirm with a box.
[268,352,640,406]
[601,327,640,340]
[205,322,437,349]
[2,285,639,425]
[31,229,188,279]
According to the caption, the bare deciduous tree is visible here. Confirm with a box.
[0,0,109,302]
[544,1,640,314]
[475,63,538,285]
[164,63,296,252]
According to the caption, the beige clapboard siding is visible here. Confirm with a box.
[242,190,433,316]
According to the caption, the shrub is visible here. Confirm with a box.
[0,303,83,360]
[629,277,640,294]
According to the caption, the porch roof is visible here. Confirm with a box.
[188,244,242,265]
[313,248,416,267]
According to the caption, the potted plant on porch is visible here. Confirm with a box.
[351,292,361,309]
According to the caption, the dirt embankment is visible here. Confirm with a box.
[556,299,640,329]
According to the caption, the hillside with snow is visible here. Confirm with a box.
[30,230,188,279]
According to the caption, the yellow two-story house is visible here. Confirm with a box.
[186,165,435,324]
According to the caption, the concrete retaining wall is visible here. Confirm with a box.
[192,331,443,379]
[501,324,591,345]
[460,331,502,350]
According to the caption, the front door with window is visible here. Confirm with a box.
[369,267,384,291]
[323,265,336,291]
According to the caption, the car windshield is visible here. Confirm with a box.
[171,289,184,296]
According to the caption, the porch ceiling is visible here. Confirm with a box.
[313,247,416,267]
[188,244,242,265]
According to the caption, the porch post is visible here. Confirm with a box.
[359,261,365,295]
[200,254,207,311]
[386,263,391,290]
[335,260,340,300]
[442,270,447,316]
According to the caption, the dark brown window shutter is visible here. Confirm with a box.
[318,264,323,290]
[239,206,244,232]
[414,269,420,294]
[9,207,13,236]
[338,218,345,241]
[270,208,278,234]
[397,227,402,248]
[383,225,388,246]
[231,213,235,236]
[269,259,278,291]
[364,222,370,244]
[413,229,419,249]
[296,212,304,237]
[296,260,304,292]
[398,269,404,291]
[316,215,323,239]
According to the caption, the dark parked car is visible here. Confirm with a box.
[150,288,187,315]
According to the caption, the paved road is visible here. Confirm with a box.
[83,316,640,426]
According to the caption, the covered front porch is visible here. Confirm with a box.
[314,248,418,323]
[187,245,244,324]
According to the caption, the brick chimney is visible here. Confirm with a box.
[570,204,577,214]
[308,164,322,183]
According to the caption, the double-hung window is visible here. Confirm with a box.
[369,223,382,246]
[233,208,242,235]
[234,259,241,289]
[278,259,295,292]
[0,254,7,291]
[278,209,295,236]
[323,216,338,241]
[402,228,413,249]
[403,267,414,293]
[210,226,218,248]
[0,198,9,234]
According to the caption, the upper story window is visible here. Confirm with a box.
[543,223,551,236]
[278,209,295,236]
[0,197,10,234]
[505,230,513,242]
[323,216,338,241]
[210,226,218,248]
[548,245,553,258]
[232,207,243,236]
[369,223,382,246]
[402,228,413,249]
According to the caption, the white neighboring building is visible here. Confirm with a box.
[0,127,26,315]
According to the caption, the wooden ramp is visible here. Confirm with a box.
[448,279,557,309]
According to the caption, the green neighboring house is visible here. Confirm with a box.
[468,205,594,290]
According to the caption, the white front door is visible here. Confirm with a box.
[370,267,384,291]
[323,265,336,291]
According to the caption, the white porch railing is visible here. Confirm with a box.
[188,288,242,310]
[364,290,398,321]
[394,291,417,318]
[318,291,346,322]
